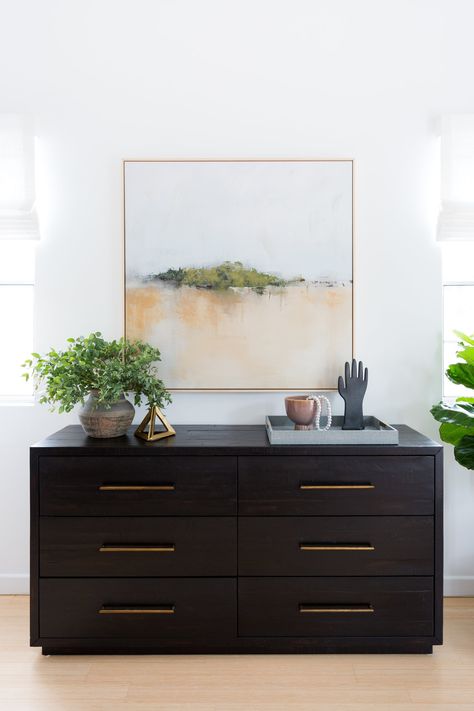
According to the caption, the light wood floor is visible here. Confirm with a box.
[1,597,474,710]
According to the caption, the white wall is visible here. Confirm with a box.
[0,0,473,593]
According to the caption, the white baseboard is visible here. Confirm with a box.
[444,576,474,596]
[0,575,29,594]
[0,574,473,597]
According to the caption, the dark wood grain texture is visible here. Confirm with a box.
[39,456,236,516]
[40,517,237,577]
[31,424,441,456]
[434,448,444,643]
[39,578,236,639]
[238,577,434,637]
[39,636,434,655]
[30,423,443,654]
[239,456,434,515]
[238,516,433,576]
[30,449,39,645]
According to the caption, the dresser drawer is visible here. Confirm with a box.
[239,516,433,576]
[40,517,236,577]
[239,456,434,515]
[39,578,236,639]
[39,456,236,515]
[238,577,433,637]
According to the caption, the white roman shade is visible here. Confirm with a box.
[0,114,39,239]
[438,114,474,241]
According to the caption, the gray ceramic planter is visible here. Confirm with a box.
[78,390,135,438]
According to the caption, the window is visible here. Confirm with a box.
[442,242,474,398]
[0,114,39,403]
[439,115,474,398]
[0,242,35,401]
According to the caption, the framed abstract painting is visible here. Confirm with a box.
[124,159,353,391]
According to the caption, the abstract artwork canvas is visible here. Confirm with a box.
[124,160,353,390]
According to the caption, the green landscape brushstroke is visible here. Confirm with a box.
[145,261,302,294]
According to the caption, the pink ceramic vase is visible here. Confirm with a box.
[285,395,317,430]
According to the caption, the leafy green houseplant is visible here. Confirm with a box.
[23,333,171,438]
[431,330,474,470]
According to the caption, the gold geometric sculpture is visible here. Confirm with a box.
[134,406,176,442]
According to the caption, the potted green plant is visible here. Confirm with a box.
[23,332,171,439]
[431,330,474,469]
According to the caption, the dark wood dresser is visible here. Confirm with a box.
[30,424,443,655]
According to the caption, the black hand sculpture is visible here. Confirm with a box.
[337,359,368,430]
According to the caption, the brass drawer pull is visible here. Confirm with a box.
[98,484,175,491]
[299,483,375,490]
[99,544,175,553]
[99,605,175,615]
[299,604,374,614]
[299,543,375,551]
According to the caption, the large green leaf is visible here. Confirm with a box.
[454,330,474,346]
[446,363,474,389]
[439,423,474,446]
[431,331,474,472]
[454,435,474,470]
[431,402,474,427]
[457,347,474,365]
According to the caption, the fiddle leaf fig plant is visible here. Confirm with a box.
[431,330,474,470]
[22,332,171,413]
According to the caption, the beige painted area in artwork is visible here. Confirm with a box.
[126,284,352,389]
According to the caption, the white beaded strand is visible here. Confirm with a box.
[307,394,332,431]
[315,395,332,431]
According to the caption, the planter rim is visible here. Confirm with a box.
[88,389,127,401]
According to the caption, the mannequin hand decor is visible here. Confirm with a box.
[338,359,368,430]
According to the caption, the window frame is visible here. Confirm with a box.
[0,240,36,405]
[442,278,474,401]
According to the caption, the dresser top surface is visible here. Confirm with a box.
[31,424,441,456]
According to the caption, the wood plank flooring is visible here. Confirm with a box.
[0,596,473,710]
